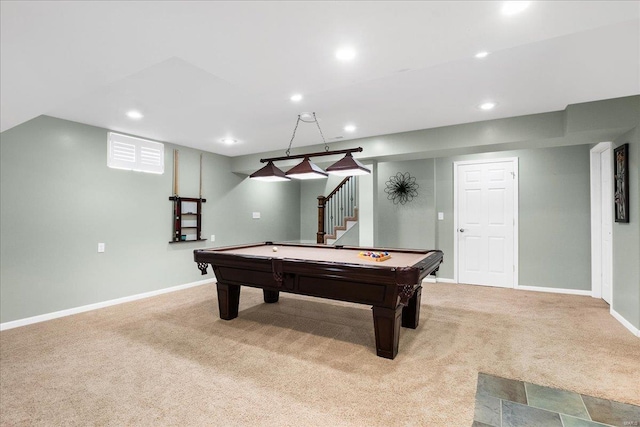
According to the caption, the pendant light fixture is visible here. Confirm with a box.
[249,160,290,182]
[283,113,328,180]
[285,156,328,180]
[325,152,370,176]
[250,113,371,181]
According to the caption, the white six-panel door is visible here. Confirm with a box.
[455,159,518,288]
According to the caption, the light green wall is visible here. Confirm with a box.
[291,98,637,294]
[376,159,436,249]
[334,223,359,246]
[2,97,639,332]
[433,145,591,290]
[358,163,376,247]
[299,144,592,290]
[0,116,300,323]
[613,126,640,330]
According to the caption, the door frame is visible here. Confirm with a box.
[589,141,613,301]
[453,157,519,287]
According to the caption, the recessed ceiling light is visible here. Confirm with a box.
[126,110,143,120]
[299,112,314,121]
[221,138,237,145]
[475,51,490,59]
[501,1,530,15]
[344,124,356,133]
[335,47,356,61]
[479,102,497,111]
[290,94,303,102]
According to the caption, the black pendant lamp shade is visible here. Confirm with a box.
[249,161,291,182]
[285,157,328,180]
[326,152,371,176]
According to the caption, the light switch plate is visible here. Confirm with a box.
[98,243,105,253]
[438,212,444,220]
[252,212,261,219]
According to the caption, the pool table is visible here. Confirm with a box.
[194,242,443,359]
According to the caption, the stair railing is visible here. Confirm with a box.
[317,176,357,244]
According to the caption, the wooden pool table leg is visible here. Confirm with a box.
[401,285,422,329]
[263,289,280,303]
[372,304,403,359]
[216,283,240,320]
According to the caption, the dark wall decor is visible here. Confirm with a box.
[385,172,419,205]
[614,143,629,223]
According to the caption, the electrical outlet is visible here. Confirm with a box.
[210,235,215,242]
[98,243,105,253]
[438,212,444,220]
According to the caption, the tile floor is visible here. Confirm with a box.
[473,373,640,427]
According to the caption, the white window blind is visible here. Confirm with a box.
[107,132,164,174]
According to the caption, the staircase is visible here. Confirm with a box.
[324,208,358,245]
[317,176,358,245]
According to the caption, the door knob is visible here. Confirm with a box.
[459,228,465,232]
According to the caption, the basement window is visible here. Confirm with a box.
[107,132,164,174]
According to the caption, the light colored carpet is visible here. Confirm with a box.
[1,282,639,426]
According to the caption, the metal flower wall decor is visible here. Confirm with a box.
[384,172,419,205]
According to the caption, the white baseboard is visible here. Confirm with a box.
[610,308,640,337]
[0,278,214,331]
[6,277,637,340]
[422,277,455,284]
[514,285,592,296]
[426,279,585,289]
[426,281,637,338]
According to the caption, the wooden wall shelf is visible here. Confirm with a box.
[169,239,208,244]
[169,196,206,243]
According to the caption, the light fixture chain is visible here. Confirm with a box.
[285,115,302,157]
[286,113,329,156]
[312,112,330,152]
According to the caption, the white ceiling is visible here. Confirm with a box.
[1,1,639,157]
